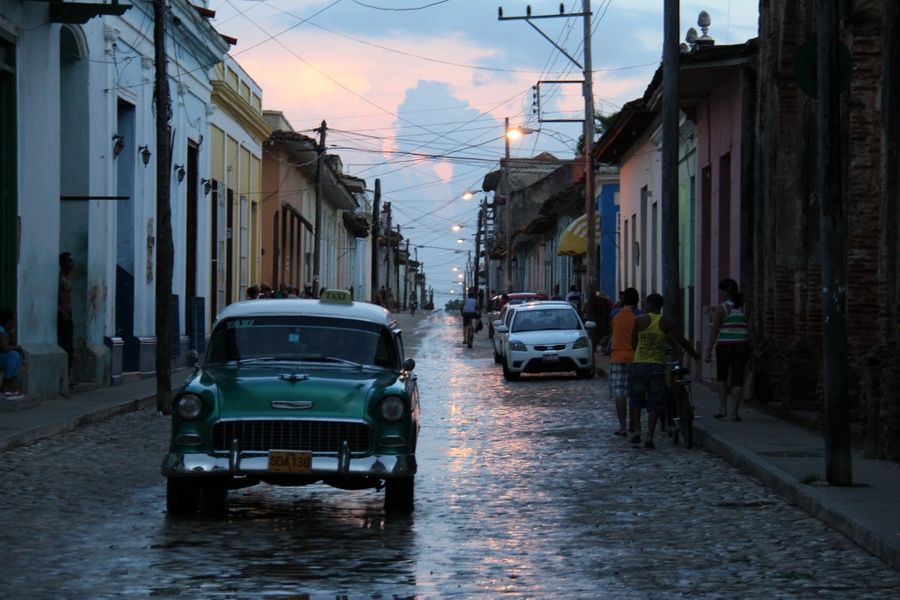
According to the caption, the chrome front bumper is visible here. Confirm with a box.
[161,450,416,479]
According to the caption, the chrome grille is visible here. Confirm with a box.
[212,420,371,453]
[534,344,566,351]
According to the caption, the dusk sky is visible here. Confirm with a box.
[209,0,758,301]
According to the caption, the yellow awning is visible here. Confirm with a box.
[557,212,600,256]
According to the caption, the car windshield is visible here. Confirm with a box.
[512,309,582,333]
[206,315,398,369]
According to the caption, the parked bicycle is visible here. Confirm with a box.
[665,361,695,449]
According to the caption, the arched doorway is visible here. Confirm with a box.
[58,25,90,385]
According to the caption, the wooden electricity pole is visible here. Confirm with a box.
[313,120,326,297]
[661,0,682,328]
[474,198,484,309]
[817,0,852,486]
[371,178,380,302]
[499,1,597,316]
[153,0,174,413]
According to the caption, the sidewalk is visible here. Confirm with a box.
[595,353,900,572]
[1,316,898,573]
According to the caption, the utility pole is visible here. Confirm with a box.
[403,239,411,311]
[662,0,682,327]
[384,202,392,304]
[153,0,173,414]
[481,197,489,305]
[371,178,380,303]
[581,0,598,324]
[499,1,597,317]
[313,120,326,297]
[474,198,484,310]
[817,0,852,486]
[395,224,402,308]
[503,117,512,293]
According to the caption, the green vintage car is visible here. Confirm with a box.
[161,290,419,515]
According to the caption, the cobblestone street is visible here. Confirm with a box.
[1,311,898,598]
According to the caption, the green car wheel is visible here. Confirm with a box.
[384,477,415,514]
[166,478,201,516]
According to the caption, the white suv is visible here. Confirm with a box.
[495,303,595,381]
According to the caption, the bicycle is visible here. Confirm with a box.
[666,362,695,449]
[464,317,475,348]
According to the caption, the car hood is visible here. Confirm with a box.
[196,364,399,420]
[508,330,587,345]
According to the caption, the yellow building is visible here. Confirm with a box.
[208,58,272,316]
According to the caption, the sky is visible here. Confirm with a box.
[208,0,759,303]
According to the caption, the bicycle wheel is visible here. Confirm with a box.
[676,386,694,449]
[466,325,473,348]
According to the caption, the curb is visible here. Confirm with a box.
[695,421,900,572]
[1,394,158,452]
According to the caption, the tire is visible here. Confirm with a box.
[494,350,502,364]
[201,484,228,516]
[166,478,200,516]
[576,368,595,379]
[502,360,520,381]
[488,325,494,339]
[384,477,415,514]
[677,387,694,449]
[466,326,473,348]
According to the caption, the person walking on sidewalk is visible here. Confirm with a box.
[629,293,699,449]
[608,288,641,437]
[706,278,751,421]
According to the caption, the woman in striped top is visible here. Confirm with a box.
[706,278,751,421]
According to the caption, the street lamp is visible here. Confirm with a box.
[456,238,465,244]
[451,224,462,232]
[505,125,538,141]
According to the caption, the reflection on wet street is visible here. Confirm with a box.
[2,311,900,598]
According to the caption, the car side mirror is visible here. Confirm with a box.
[187,349,200,367]
[584,321,596,329]
[496,324,509,333]
[403,358,416,372]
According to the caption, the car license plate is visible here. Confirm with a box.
[542,352,559,363]
[268,450,312,473]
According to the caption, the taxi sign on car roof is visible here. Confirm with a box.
[319,289,353,305]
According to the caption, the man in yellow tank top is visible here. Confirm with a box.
[629,293,700,449]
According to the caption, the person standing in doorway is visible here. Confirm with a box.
[629,293,699,449]
[706,278,751,421]
[58,252,74,387]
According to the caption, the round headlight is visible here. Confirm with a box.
[174,394,202,420]
[380,396,406,422]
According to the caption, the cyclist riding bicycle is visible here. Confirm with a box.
[460,287,479,335]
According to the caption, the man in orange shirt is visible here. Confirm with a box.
[608,288,641,436]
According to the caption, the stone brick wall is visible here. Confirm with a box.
[755,1,899,458]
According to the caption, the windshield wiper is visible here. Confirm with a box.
[298,354,363,369]
[225,356,281,366]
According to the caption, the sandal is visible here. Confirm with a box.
[3,391,24,400]
[614,430,627,436]
[732,415,742,422]
[713,413,725,419]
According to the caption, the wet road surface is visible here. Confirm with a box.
[1,311,899,598]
